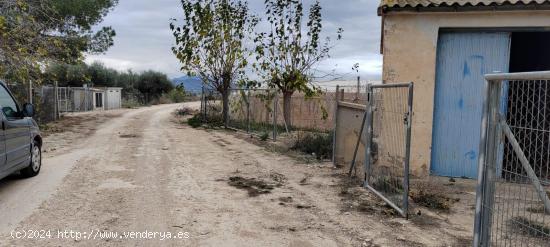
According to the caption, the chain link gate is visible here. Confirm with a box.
[474,72,550,246]
[348,83,413,218]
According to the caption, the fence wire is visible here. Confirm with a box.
[227,89,279,139]
[475,75,550,246]
[364,83,413,218]
[201,86,356,134]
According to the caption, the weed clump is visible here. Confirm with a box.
[259,132,269,141]
[508,216,550,238]
[291,131,332,160]
[410,181,458,211]
[175,107,194,116]
[228,176,275,197]
[187,114,202,128]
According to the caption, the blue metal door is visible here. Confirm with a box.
[431,32,511,178]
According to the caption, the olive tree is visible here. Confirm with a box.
[170,0,258,127]
[254,0,342,127]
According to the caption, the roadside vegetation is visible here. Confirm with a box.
[44,62,189,106]
[1,0,189,110]
[169,0,343,161]
[0,0,118,88]
[171,0,258,128]
[291,132,333,160]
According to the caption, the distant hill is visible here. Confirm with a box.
[171,76,203,92]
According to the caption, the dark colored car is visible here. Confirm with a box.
[0,81,42,180]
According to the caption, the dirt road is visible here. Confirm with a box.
[0,103,472,246]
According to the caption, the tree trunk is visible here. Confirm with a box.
[283,91,293,129]
[222,90,229,128]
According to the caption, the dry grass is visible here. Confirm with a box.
[508,216,550,238]
[227,176,280,197]
[410,180,459,211]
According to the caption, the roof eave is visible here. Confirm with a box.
[378,2,550,15]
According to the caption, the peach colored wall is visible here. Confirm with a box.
[382,10,550,176]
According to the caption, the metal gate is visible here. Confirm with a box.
[474,71,550,246]
[358,83,414,218]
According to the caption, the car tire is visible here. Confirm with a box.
[20,140,41,178]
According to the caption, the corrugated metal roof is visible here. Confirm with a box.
[380,0,550,8]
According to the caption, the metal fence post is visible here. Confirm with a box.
[356,76,360,102]
[473,78,491,247]
[332,85,340,166]
[403,82,414,219]
[247,88,251,133]
[348,84,370,177]
[273,92,278,141]
[363,85,374,184]
[201,85,206,122]
[28,80,33,104]
[474,79,501,246]
[54,81,59,120]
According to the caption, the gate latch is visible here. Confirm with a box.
[403,112,410,125]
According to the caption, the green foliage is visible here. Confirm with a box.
[171,0,258,125]
[43,62,174,105]
[291,132,333,160]
[135,70,173,100]
[254,0,342,126]
[0,0,118,84]
[121,98,142,109]
[165,84,187,103]
[259,132,269,141]
[187,114,203,128]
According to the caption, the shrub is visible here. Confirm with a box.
[166,88,186,103]
[187,114,202,128]
[259,132,269,141]
[175,107,194,116]
[291,131,333,160]
[205,114,224,128]
[122,98,143,108]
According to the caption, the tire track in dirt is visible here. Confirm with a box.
[1,102,470,246]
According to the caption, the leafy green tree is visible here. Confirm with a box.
[0,0,117,84]
[44,62,175,104]
[44,62,90,87]
[166,84,187,103]
[254,0,342,127]
[135,70,174,101]
[87,62,119,87]
[170,0,258,127]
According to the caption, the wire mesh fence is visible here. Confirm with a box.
[363,83,414,218]
[6,83,109,124]
[475,72,550,246]
[8,83,58,123]
[200,86,358,135]
[227,88,280,139]
[58,87,94,113]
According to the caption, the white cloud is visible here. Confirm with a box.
[84,56,137,71]
[86,0,383,80]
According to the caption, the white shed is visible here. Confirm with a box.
[103,87,122,110]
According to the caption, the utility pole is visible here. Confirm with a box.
[355,76,360,102]
[54,81,59,120]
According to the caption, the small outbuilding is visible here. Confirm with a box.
[65,86,122,112]
[379,0,550,178]
[101,87,123,110]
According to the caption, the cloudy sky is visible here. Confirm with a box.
[85,0,382,82]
